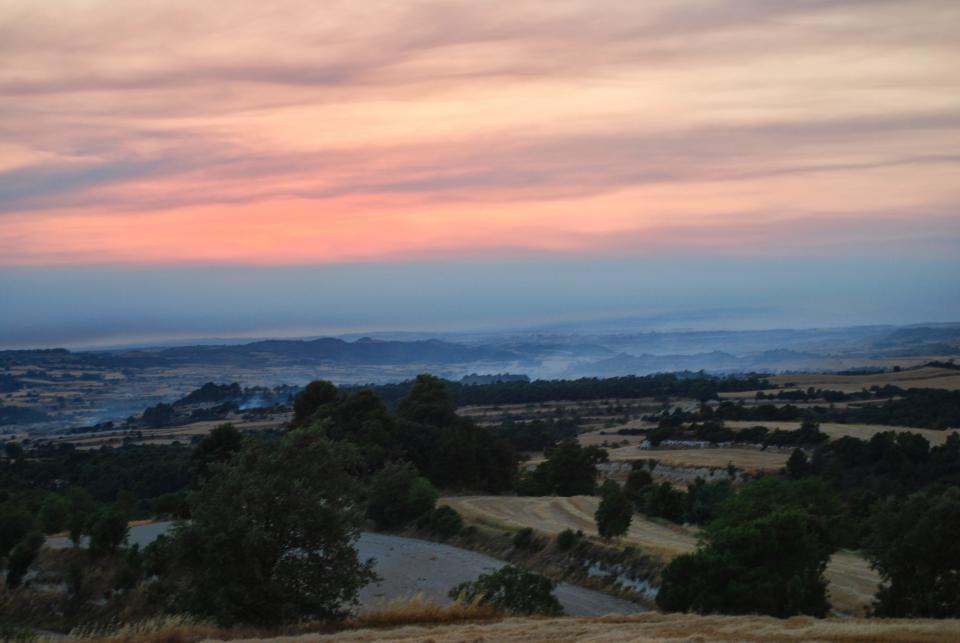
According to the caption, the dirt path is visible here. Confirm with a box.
[442,496,880,616]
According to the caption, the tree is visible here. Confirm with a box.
[397,374,458,427]
[595,480,632,539]
[0,504,34,558]
[636,482,686,524]
[293,380,338,423]
[657,509,832,617]
[65,487,96,546]
[864,487,960,617]
[142,402,176,428]
[656,478,839,617]
[406,477,439,518]
[526,440,606,496]
[449,565,563,616]
[168,425,375,625]
[786,448,810,479]
[624,466,653,502]
[37,493,70,534]
[685,478,733,525]
[191,423,244,481]
[367,462,419,529]
[88,506,129,557]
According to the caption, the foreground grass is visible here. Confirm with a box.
[82,596,502,643]
[82,611,960,643]
[238,614,960,643]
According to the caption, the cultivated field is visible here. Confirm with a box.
[442,496,879,616]
[239,613,960,642]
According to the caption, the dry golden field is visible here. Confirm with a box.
[442,496,879,616]
[232,613,960,643]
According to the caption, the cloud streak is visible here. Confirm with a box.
[0,0,958,266]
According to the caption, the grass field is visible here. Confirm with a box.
[442,495,880,616]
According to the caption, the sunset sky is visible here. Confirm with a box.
[2,0,959,347]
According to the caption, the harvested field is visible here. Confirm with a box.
[442,496,880,616]
[232,613,960,642]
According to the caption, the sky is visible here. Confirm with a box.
[1,0,959,348]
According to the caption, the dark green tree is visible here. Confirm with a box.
[397,374,458,427]
[169,425,375,625]
[449,565,563,616]
[367,462,419,529]
[685,478,733,525]
[657,509,832,617]
[656,478,840,617]
[636,481,686,524]
[595,480,632,539]
[293,380,338,423]
[527,440,606,496]
[88,506,129,557]
[406,476,439,519]
[786,448,810,479]
[38,493,70,534]
[190,423,244,481]
[65,487,96,546]
[864,487,960,617]
[0,504,34,558]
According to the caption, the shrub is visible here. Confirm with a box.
[5,531,45,589]
[555,528,578,551]
[449,565,563,616]
[428,506,463,538]
[512,527,540,551]
[406,477,439,519]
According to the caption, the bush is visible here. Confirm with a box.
[449,565,563,616]
[555,528,578,551]
[512,527,540,551]
[428,506,463,538]
[406,477,439,519]
[5,531,45,589]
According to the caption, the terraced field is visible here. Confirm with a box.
[442,495,880,616]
